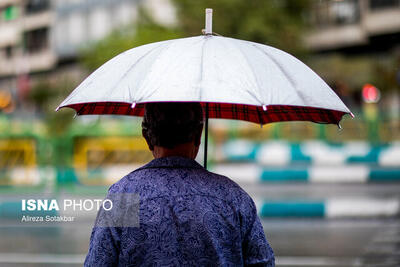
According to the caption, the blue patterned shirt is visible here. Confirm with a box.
[85,156,275,266]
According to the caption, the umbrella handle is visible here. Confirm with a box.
[204,103,209,169]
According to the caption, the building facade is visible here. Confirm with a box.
[0,0,55,77]
[0,0,174,114]
[306,0,400,53]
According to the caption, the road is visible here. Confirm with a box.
[0,219,399,266]
[0,182,399,267]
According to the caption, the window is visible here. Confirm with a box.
[25,0,50,14]
[2,5,18,21]
[4,46,14,59]
[23,28,49,53]
[370,0,400,9]
[311,0,360,28]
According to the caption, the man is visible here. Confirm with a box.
[85,102,275,266]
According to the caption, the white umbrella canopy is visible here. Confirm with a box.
[58,34,350,118]
[57,9,352,167]
[57,11,351,124]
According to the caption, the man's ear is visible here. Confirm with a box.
[142,129,154,151]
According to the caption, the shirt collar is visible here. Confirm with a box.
[138,156,204,170]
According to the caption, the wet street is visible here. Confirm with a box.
[0,219,399,266]
[1,0,400,265]
[0,182,399,267]
[264,219,400,266]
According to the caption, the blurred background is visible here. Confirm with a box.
[0,0,399,266]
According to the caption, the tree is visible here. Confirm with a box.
[173,0,311,56]
[80,1,312,71]
[80,9,184,71]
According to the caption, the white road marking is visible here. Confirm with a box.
[276,256,361,266]
[326,198,400,218]
[0,253,85,264]
[212,163,260,183]
[256,141,291,166]
[309,165,369,183]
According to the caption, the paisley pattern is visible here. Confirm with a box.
[85,156,275,266]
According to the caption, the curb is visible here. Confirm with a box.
[219,140,400,166]
[0,201,58,219]
[256,198,400,218]
[0,167,55,187]
[212,164,400,183]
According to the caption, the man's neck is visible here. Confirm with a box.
[152,142,199,159]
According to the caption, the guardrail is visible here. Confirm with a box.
[256,198,400,218]
[217,140,400,166]
[0,116,399,187]
[212,164,400,183]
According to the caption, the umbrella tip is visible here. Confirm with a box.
[131,102,136,109]
[205,8,213,35]
[350,112,355,118]
[262,105,268,111]
[337,123,342,130]
[55,107,60,112]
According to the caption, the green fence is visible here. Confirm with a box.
[0,111,399,189]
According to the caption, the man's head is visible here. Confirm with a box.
[142,102,203,159]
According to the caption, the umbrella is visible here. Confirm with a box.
[57,9,352,169]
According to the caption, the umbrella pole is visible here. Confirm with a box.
[204,103,209,169]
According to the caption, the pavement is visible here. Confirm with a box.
[0,182,400,267]
[0,218,399,267]
[1,138,400,266]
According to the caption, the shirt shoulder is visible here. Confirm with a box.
[107,165,254,208]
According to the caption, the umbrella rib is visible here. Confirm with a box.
[198,37,209,101]
[106,42,169,101]
[58,79,94,109]
[140,37,206,102]
[250,44,297,89]
[138,40,190,102]
[229,39,264,104]
[250,43,308,106]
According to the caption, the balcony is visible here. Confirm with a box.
[306,24,367,51]
[22,10,53,31]
[364,7,400,34]
[0,22,20,48]
[306,0,400,51]
[0,49,56,76]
